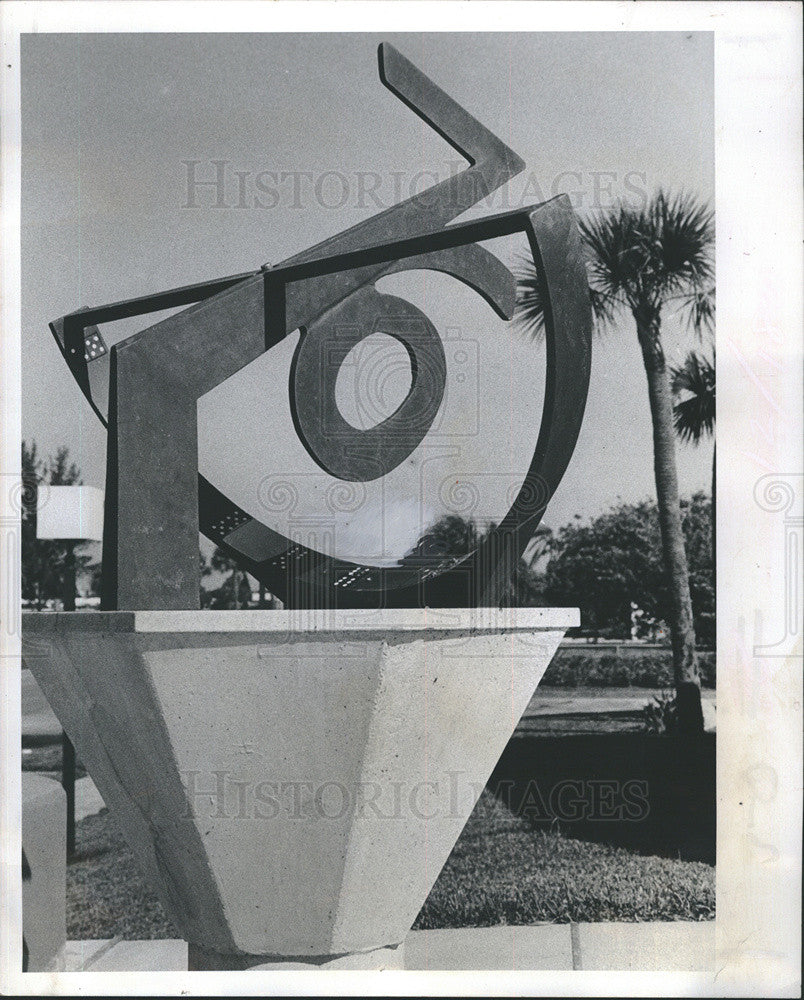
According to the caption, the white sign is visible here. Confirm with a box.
[36,486,104,542]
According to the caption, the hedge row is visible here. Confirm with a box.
[541,648,715,689]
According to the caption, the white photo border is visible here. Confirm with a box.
[1,2,801,996]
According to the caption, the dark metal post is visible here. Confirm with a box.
[62,541,77,856]
[62,542,76,611]
[62,731,76,857]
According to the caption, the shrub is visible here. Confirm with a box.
[642,691,678,733]
[541,646,715,689]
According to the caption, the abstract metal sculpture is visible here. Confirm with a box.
[28,42,594,968]
[49,43,592,611]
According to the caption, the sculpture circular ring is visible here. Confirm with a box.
[289,286,447,482]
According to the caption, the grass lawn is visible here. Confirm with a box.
[66,790,714,941]
[68,810,175,941]
[415,791,714,928]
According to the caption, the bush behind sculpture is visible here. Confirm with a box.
[544,493,713,643]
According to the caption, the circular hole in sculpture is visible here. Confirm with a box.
[334,332,413,430]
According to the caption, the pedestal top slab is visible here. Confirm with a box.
[22,607,579,635]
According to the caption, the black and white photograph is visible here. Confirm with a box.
[1,2,801,995]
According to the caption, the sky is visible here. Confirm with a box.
[21,31,714,561]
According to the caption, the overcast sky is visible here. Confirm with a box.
[21,31,714,558]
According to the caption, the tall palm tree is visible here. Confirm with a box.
[517,190,714,733]
[671,348,715,567]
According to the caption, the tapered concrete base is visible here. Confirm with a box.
[23,607,576,966]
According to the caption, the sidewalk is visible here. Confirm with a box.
[526,686,716,715]
[73,776,106,822]
[521,687,716,732]
[64,921,714,972]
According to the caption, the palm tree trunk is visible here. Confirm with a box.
[711,440,716,584]
[637,320,703,734]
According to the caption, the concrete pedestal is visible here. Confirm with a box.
[22,773,66,972]
[23,607,576,968]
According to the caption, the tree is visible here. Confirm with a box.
[680,492,715,649]
[22,441,55,609]
[199,550,212,607]
[502,554,547,608]
[400,515,480,569]
[21,441,91,609]
[522,524,553,570]
[545,502,666,639]
[544,496,713,645]
[517,190,714,732]
[201,547,253,609]
[400,514,546,607]
[671,349,715,568]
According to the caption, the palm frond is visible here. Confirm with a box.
[514,253,617,339]
[582,189,714,308]
[515,188,714,340]
[675,286,715,337]
[579,207,648,305]
[647,190,715,298]
[670,350,715,444]
[514,257,547,338]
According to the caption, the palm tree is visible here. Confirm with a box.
[671,349,715,567]
[517,190,714,733]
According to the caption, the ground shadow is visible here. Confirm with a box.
[489,732,715,864]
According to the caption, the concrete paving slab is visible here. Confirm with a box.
[574,920,715,971]
[89,938,188,971]
[405,924,573,970]
[66,922,713,971]
[521,689,717,733]
[64,938,116,972]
